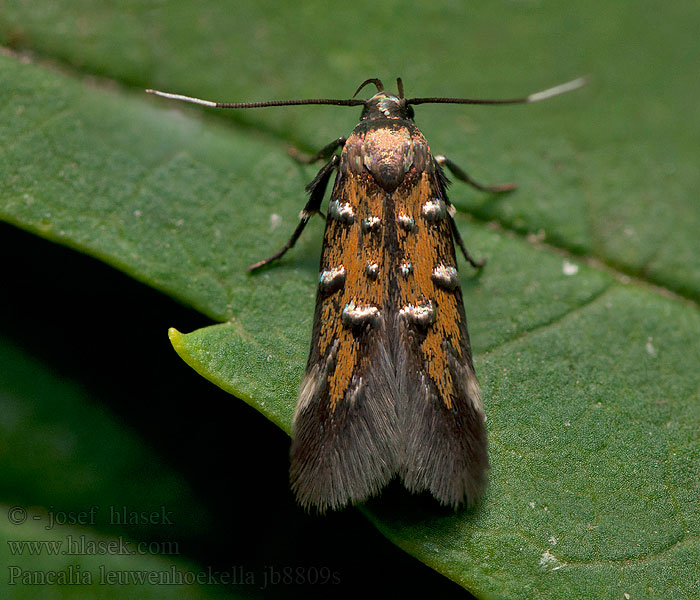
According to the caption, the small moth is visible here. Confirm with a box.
[147,76,585,512]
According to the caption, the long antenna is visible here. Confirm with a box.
[146,76,587,110]
[407,77,587,106]
[145,89,365,108]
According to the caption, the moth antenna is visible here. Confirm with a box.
[145,89,364,108]
[396,77,405,99]
[407,76,588,106]
[352,78,385,98]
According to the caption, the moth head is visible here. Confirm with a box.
[361,92,414,121]
[354,78,415,121]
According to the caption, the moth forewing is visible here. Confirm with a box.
[394,166,488,507]
[290,166,399,512]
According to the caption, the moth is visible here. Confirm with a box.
[147,76,585,512]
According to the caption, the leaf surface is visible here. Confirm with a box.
[1,2,699,597]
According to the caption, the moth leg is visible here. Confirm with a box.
[436,155,516,193]
[288,137,347,164]
[447,209,486,270]
[248,155,339,272]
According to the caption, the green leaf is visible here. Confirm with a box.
[2,1,699,598]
